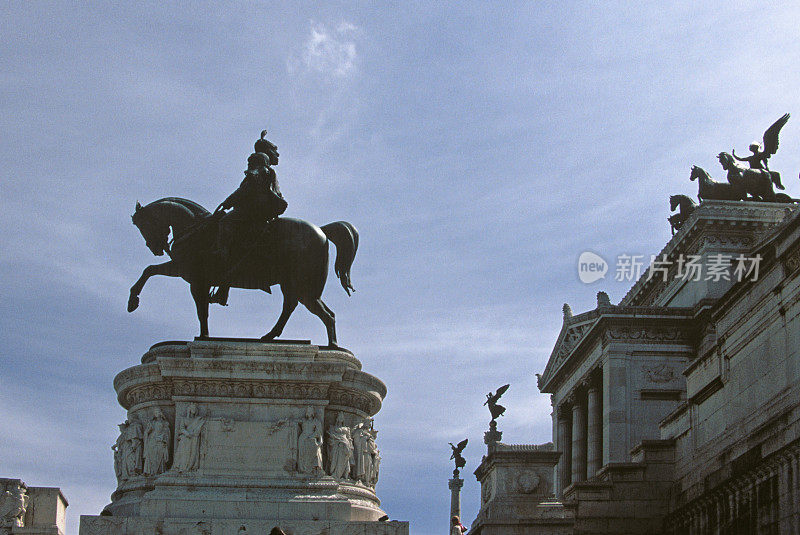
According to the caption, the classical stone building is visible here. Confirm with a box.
[469,200,800,534]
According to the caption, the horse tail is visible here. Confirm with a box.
[321,221,359,296]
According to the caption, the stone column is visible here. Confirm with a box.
[586,381,602,478]
[556,407,571,496]
[551,396,557,495]
[448,476,464,522]
[571,395,587,483]
[791,454,799,531]
[727,488,735,531]
[603,354,629,463]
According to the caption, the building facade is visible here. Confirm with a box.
[470,200,800,534]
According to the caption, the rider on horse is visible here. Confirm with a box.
[732,113,790,191]
[210,131,287,306]
[733,141,785,190]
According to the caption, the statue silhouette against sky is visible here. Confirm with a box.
[128,130,358,346]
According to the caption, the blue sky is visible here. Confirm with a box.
[3,3,800,534]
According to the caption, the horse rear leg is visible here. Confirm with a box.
[301,297,337,347]
[320,300,335,319]
[190,282,211,338]
[262,286,298,341]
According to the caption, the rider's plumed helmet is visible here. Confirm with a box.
[255,130,279,165]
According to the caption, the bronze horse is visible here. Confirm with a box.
[668,194,697,234]
[689,165,745,202]
[717,152,777,201]
[128,197,358,346]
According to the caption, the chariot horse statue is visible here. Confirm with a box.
[668,194,697,234]
[127,197,358,346]
[689,165,745,202]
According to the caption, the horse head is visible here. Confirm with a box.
[690,165,712,182]
[717,152,734,170]
[132,201,170,256]
[669,195,680,211]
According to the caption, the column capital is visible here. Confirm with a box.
[581,377,600,391]
[557,409,570,423]
[448,477,464,491]
[585,370,603,390]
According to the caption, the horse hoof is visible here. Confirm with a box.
[261,332,277,341]
[127,295,139,312]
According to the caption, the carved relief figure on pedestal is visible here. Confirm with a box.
[124,416,144,477]
[365,427,380,487]
[143,408,171,476]
[265,418,298,472]
[0,483,28,528]
[112,422,129,482]
[351,421,369,484]
[326,413,354,479]
[173,404,205,472]
[351,418,380,485]
[297,407,323,475]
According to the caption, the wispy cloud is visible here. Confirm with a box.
[288,21,359,79]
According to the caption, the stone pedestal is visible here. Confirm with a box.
[79,339,408,535]
[469,443,573,534]
[0,479,68,535]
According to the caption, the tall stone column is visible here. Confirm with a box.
[448,476,464,522]
[556,408,571,496]
[603,354,629,463]
[586,381,602,478]
[791,454,800,530]
[551,396,557,495]
[571,395,587,483]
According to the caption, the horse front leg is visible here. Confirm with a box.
[128,261,179,312]
[190,282,211,338]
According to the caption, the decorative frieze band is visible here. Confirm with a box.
[119,379,384,412]
[605,327,685,343]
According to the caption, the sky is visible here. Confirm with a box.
[3,2,800,534]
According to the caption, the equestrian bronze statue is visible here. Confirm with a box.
[127,132,358,346]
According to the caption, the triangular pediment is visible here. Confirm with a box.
[538,311,600,389]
